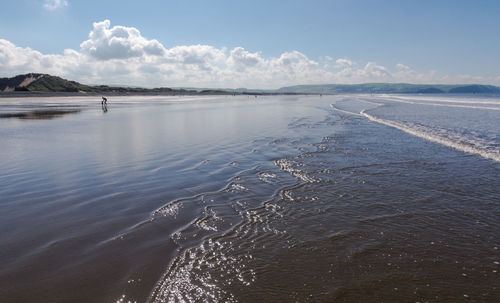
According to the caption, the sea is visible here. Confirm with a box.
[0,94,499,302]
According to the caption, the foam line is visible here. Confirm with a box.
[361,110,500,163]
[329,103,363,116]
[366,96,500,111]
[391,95,500,105]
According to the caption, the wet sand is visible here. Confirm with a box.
[1,95,499,302]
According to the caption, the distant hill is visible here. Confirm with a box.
[0,74,195,94]
[277,83,500,94]
[2,73,500,95]
[0,73,264,95]
[448,85,500,94]
[0,73,47,92]
[8,73,95,92]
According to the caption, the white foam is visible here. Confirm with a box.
[361,110,500,163]
[275,158,317,182]
[331,97,500,163]
[329,103,362,116]
[370,95,500,111]
[390,95,500,106]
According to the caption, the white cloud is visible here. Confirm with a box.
[1,20,499,88]
[363,62,392,79]
[164,45,226,68]
[396,63,411,71]
[43,0,68,10]
[80,20,166,60]
[335,58,353,68]
[331,62,393,84]
[228,47,263,71]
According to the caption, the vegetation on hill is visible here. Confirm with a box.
[0,74,198,94]
[14,75,93,92]
[0,73,44,91]
[2,73,500,95]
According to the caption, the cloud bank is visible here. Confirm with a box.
[1,20,498,88]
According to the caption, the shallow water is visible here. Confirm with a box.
[0,95,499,302]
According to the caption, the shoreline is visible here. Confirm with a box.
[0,91,309,98]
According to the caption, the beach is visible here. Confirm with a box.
[0,94,499,302]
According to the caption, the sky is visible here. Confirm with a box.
[1,0,500,89]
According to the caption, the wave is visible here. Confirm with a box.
[366,95,500,111]
[387,95,500,106]
[330,99,500,163]
[361,110,500,163]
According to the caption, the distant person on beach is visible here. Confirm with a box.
[101,97,107,105]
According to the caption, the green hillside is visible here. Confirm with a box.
[2,73,500,95]
[0,73,45,91]
[19,75,93,92]
[0,74,190,94]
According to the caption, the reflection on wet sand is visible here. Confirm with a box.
[0,109,81,120]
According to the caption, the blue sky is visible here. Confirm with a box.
[1,0,500,88]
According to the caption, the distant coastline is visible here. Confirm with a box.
[0,73,300,98]
[2,73,500,97]
[0,90,272,98]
